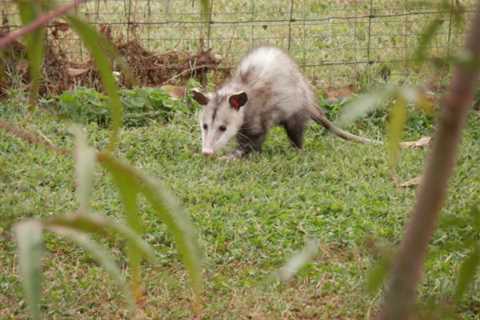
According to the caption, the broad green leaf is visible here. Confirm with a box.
[414,18,444,65]
[15,0,45,107]
[44,213,157,263]
[47,226,136,312]
[70,126,96,213]
[386,96,407,171]
[455,245,480,301]
[14,220,43,320]
[337,86,396,126]
[276,239,319,282]
[98,153,203,297]
[66,15,123,152]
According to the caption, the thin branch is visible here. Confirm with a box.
[377,2,480,319]
[0,0,87,49]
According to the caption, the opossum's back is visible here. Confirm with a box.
[237,47,303,84]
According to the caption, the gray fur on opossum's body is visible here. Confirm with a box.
[193,46,378,157]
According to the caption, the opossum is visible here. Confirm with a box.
[192,46,378,158]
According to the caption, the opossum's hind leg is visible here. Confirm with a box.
[283,113,307,149]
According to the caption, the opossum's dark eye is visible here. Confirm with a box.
[203,123,208,130]
[219,125,227,132]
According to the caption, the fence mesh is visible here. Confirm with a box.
[1,0,476,88]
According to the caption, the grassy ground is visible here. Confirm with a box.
[1,91,480,319]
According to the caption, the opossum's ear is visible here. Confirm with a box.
[229,91,248,110]
[191,89,209,106]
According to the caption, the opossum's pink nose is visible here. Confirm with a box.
[202,148,214,156]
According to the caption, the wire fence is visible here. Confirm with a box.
[1,0,476,88]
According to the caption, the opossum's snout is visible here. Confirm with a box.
[201,123,238,156]
[196,90,248,157]
[202,148,214,156]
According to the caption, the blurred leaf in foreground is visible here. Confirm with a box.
[46,226,136,313]
[70,125,96,213]
[99,153,203,298]
[276,239,319,282]
[66,15,123,152]
[15,0,46,106]
[337,86,396,126]
[455,244,480,301]
[386,96,407,172]
[14,220,43,320]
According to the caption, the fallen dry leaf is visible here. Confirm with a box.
[67,67,90,77]
[325,84,355,101]
[400,136,431,149]
[399,176,422,188]
[161,85,186,100]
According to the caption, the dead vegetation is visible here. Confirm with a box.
[0,20,225,97]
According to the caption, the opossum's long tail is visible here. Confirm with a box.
[307,105,381,144]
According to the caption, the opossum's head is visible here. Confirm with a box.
[192,89,248,155]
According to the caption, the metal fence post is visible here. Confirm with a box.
[126,0,132,43]
[301,0,306,71]
[403,1,408,68]
[250,0,255,49]
[447,0,454,57]
[366,0,374,83]
[287,0,294,51]
[206,0,214,49]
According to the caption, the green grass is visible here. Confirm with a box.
[1,92,480,319]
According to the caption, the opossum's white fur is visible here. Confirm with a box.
[196,46,316,155]
[193,46,376,156]
[237,47,315,117]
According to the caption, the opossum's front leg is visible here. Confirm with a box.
[230,130,267,158]
[220,148,246,161]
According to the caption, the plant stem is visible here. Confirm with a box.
[377,2,480,319]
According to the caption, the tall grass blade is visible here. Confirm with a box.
[66,15,123,152]
[140,175,203,297]
[98,153,203,298]
[14,220,43,320]
[15,0,45,107]
[47,226,136,312]
[108,164,144,300]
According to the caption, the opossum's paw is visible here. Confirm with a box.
[219,155,237,161]
[220,150,244,161]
